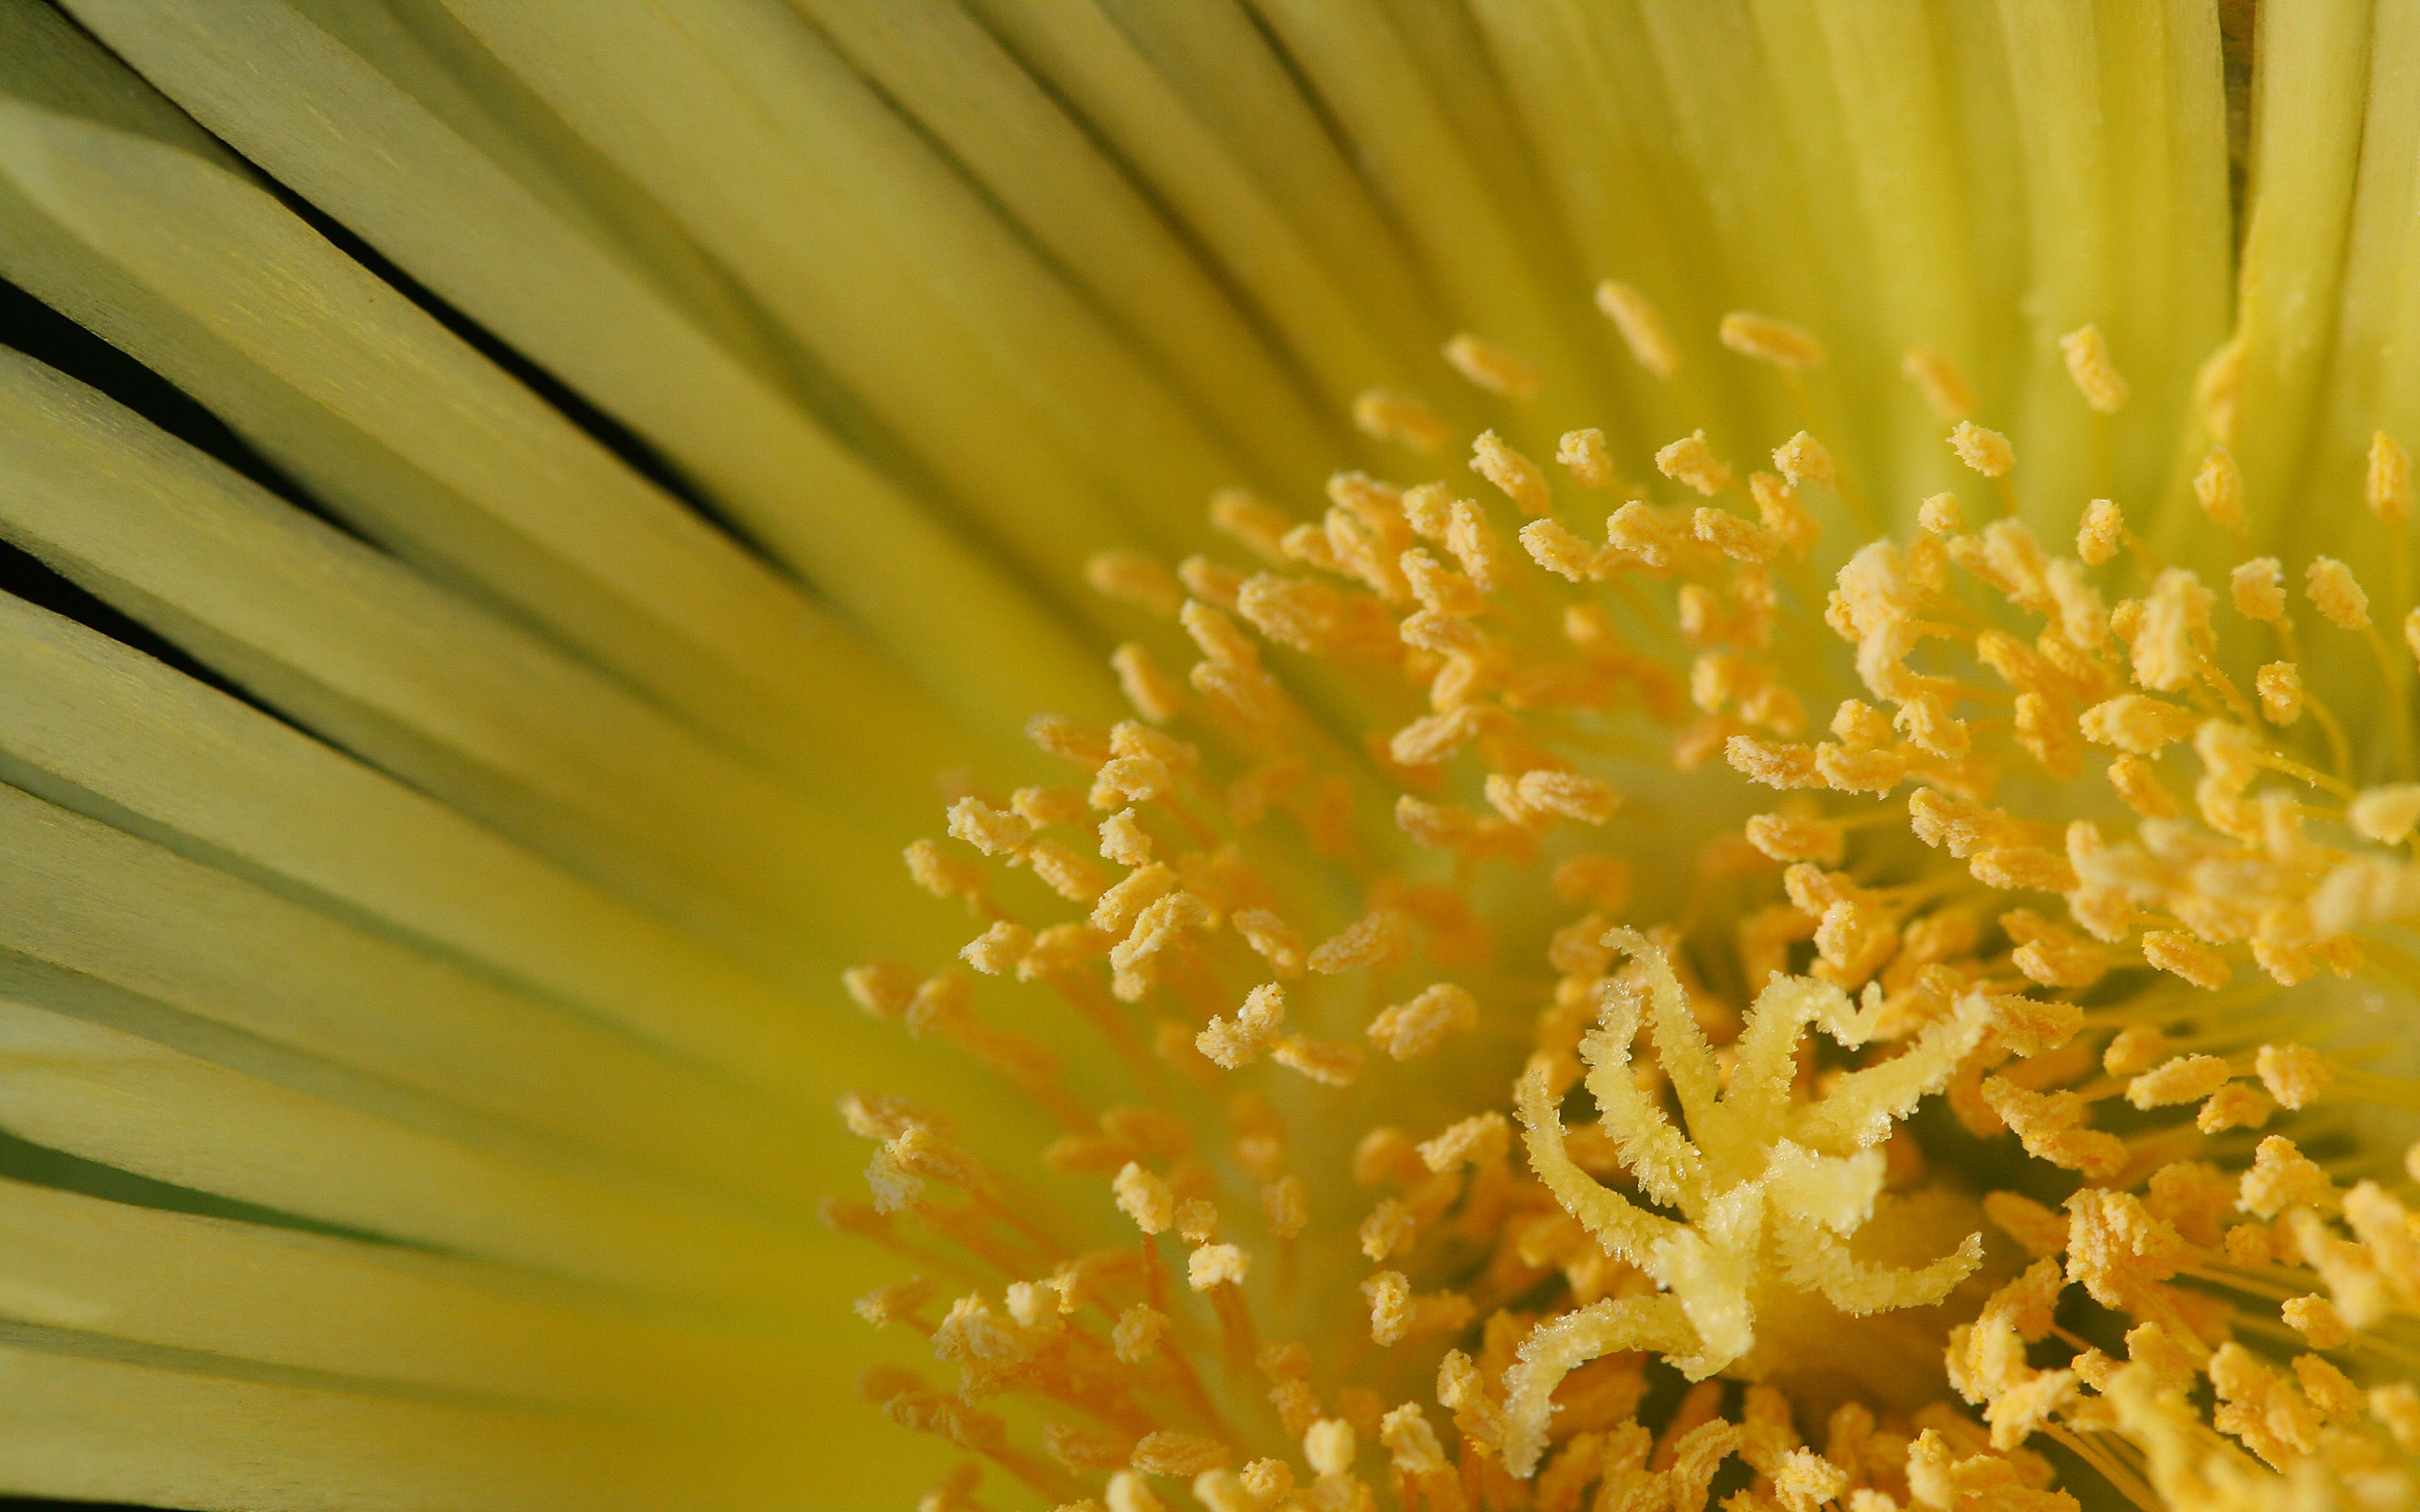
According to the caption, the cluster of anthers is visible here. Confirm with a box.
[837,285,2420,1512]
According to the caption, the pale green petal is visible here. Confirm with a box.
[0,350,919,977]
[36,0,1115,733]
[0,1178,833,1423]
[0,592,908,1101]
[0,997,835,1311]
[0,1333,851,1511]
[2224,0,2373,536]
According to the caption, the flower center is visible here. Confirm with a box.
[840,292,2420,1512]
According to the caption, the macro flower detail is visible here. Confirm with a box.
[8,2,2420,1512]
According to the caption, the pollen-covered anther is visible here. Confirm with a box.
[2141,930,2230,990]
[1443,333,1540,400]
[1351,389,1449,455]
[2076,498,2123,565]
[1308,909,1411,974]
[2239,1136,2335,1218]
[1270,1037,1363,1088]
[2256,1044,2335,1110]
[1367,983,1478,1060]
[1693,506,1780,562]
[1362,1271,1474,1348]
[1112,1161,1174,1234]
[2124,1054,2232,1109]
[1229,908,1305,977]
[2057,323,2129,412]
[904,838,989,903]
[1086,550,1184,617]
[1657,429,1734,496]
[1110,1303,1167,1364]
[2256,662,2305,725]
[2081,694,2198,754]
[1720,310,1825,369]
[2284,1293,2353,1351]
[1556,428,1615,489]
[2370,431,2413,524]
[1418,1112,1509,1174]
[1517,518,1608,583]
[1595,280,1680,379]
[1947,421,2014,477]
[1745,811,1845,866]
[1186,1243,1250,1292]
[1488,768,1621,830]
[2197,446,2246,531]
[1197,984,1287,1070]
[1470,430,1552,517]
[1110,643,1183,724]
[1981,1079,2124,1179]
[2350,784,2420,845]
[1902,346,1976,421]
[959,920,1032,976]
[2307,557,2371,629]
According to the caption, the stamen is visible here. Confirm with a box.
[1442,334,1540,401]
[1595,281,1680,379]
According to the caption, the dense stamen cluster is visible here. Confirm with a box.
[841,288,2420,1512]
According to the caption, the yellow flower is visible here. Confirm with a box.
[4,2,2420,1510]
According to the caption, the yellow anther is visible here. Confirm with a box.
[2239,1136,2333,1217]
[1595,280,1680,378]
[1271,1037,1365,1087]
[1261,1177,1308,1238]
[2131,569,2214,694]
[1720,310,1825,369]
[1132,1433,1228,1479]
[1513,519,1599,583]
[2232,557,2286,623]
[2351,784,2420,845]
[1918,492,1965,535]
[1112,1161,1173,1233]
[1207,490,1296,564]
[2057,323,2129,412]
[2077,499,2123,566]
[1303,1418,1357,1478]
[1186,1242,1250,1291]
[1902,345,1976,421]
[1367,984,1478,1060]
[2256,662,2304,725]
[1470,430,1551,516]
[1110,643,1183,724]
[2283,1295,2351,1351]
[2196,446,2245,530]
[1556,427,1614,488]
[1086,550,1184,615]
[1197,984,1287,1069]
[2196,335,2247,445]
[1657,429,1734,496]
[1947,421,2014,477]
[1309,909,1411,974]
[1772,430,1835,487]
[2307,557,2372,629]
[2372,431,2413,524]
[2124,1054,2231,1109]
[1443,333,1540,400]
[904,837,988,902]
[2142,930,2229,990]
[960,920,1032,976]
[1352,389,1449,454]
[2256,1044,2336,1110]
